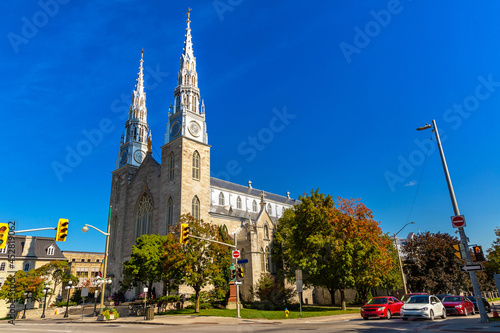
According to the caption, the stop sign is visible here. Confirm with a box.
[232,250,240,259]
[451,215,466,228]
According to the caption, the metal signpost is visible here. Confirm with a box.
[418,120,489,323]
[296,270,302,316]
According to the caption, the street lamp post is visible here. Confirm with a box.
[92,282,99,317]
[82,205,112,316]
[63,280,74,318]
[418,120,489,323]
[22,292,32,319]
[40,283,51,319]
[393,222,415,294]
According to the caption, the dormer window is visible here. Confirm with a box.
[23,262,30,272]
[47,245,55,256]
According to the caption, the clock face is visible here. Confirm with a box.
[120,150,128,165]
[188,121,201,137]
[134,150,145,163]
[171,121,181,138]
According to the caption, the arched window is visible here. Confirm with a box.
[267,203,272,215]
[109,216,117,257]
[135,193,153,238]
[169,152,175,180]
[0,262,5,271]
[236,196,242,209]
[192,151,200,180]
[265,246,270,272]
[192,196,200,220]
[264,223,269,240]
[167,197,174,230]
[240,248,245,260]
[114,179,120,202]
[260,248,265,272]
[23,262,30,272]
[219,192,225,206]
[252,200,257,212]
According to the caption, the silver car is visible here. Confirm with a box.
[400,294,447,320]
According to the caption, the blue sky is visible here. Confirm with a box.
[1,1,499,255]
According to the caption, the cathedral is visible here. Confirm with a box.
[107,11,299,300]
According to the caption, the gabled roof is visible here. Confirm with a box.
[210,177,299,205]
[0,236,66,261]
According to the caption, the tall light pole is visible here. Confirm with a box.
[393,222,415,295]
[82,205,112,316]
[63,280,74,318]
[40,283,51,318]
[417,119,489,323]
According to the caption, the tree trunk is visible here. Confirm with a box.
[194,288,200,313]
[327,287,336,306]
[340,289,346,311]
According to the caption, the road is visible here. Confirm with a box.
[2,316,499,333]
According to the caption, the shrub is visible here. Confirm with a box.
[157,295,180,303]
[52,301,77,307]
[186,302,211,310]
[249,274,296,309]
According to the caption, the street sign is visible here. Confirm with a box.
[232,250,240,259]
[234,281,242,285]
[451,215,466,228]
[81,288,88,297]
[237,259,248,264]
[461,264,483,272]
[296,279,303,293]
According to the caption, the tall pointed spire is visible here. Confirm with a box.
[116,50,150,169]
[165,9,208,145]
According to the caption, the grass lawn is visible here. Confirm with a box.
[158,306,359,320]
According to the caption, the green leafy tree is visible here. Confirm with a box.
[180,214,232,313]
[250,274,295,309]
[274,190,393,310]
[403,231,469,294]
[35,260,71,305]
[121,234,183,293]
[486,228,500,275]
[0,270,48,303]
[378,236,404,296]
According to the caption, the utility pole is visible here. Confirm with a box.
[418,120,489,323]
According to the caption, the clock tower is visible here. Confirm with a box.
[116,50,150,169]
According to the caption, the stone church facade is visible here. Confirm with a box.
[106,11,301,301]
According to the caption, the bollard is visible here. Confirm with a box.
[492,304,498,318]
[284,308,289,318]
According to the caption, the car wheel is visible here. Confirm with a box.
[441,308,447,319]
[464,307,468,316]
[386,310,392,320]
[429,310,435,321]
[402,318,408,321]
[363,317,368,320]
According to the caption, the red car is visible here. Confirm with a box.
[361,296,404,320]
[442,295,475,316]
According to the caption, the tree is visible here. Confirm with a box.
[180,214,232,313]
[250,274,295,309]
[35,260,71,305]
[273,190,393,310]
[486,228,500,275]
[377,236,404,296]
[121,234,183,293]
[403,231,469,294]
[0,270,48,303]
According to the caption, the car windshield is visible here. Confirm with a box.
[407,295,429,304]
[443,296,461,302]
[367,298,387,305]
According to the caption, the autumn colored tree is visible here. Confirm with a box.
[179,214,232,313]
[121,234,184,293]
[0,270,48,303]
[274,190,393,310]
[403,231,469,294]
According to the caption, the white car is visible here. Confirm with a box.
[401,294,447,320]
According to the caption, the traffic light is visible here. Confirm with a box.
[237,267,244,279]
[180,223,190,244]
[453,244,462,259]
[0,223,8,249]
[56,218,69,242]
[230,267,236,281]
[473,245,485,262]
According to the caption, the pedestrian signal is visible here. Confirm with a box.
[473,245,485,262]
[180,223,190,244]
[56,218,69,242]
[0,223,8,249]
